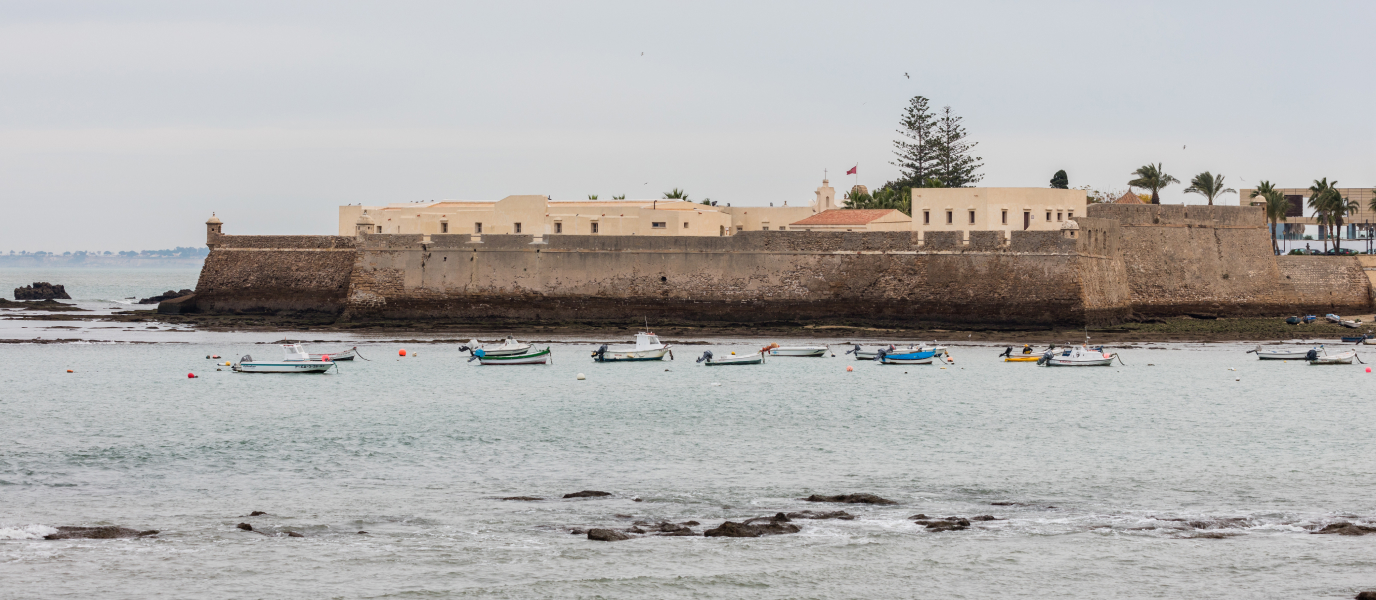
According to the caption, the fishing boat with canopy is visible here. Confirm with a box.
[591,332,672,362]
[233,344,338,373]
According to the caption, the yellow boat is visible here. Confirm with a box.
[1003,356,1040,362]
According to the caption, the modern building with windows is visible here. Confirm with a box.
[1238,187,1376,240]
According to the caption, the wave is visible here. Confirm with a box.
[0,524,58,540]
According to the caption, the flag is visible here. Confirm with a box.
[846,165,857,175]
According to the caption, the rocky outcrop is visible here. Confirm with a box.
[139,289,194,304]
[563,490,612,498]
[1355,591,1376,600]
[784,510,854,520]
[43,526,158,539]
[587,528,631,541]
[1312,522,1376,536]
[802,493,896,505]
[14,282,70,300]
[500,496,542,501]
[703,516,800,538]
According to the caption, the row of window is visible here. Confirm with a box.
[920,209,1075,225]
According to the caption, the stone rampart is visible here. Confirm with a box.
[194,235,358,314]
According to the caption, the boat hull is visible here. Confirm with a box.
[768,347,827,357]
[478,348,551,365]
[880,357,933,365]
[1044,358,1114,366]
[308,348,355,361]
[595,348,671,362]
[1309,351,1358,365]
[705,353,764,366]
[234,362,335,373]
[1004,356,1040,362]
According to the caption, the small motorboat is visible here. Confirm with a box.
[462,336,532,357]
[999,344,1045,362]
[1341,333,1369,343]
[1004,356,1040,362]
[696,350,764,366]
[1285,316,1302,325]
[1248,345,1322,360]
[1326,314,1342,324]
[1037,344,1118,367]
[846,344,910,360]
[918,343,949,356]
[1303,315,1318,324]
[1306,348,1360,365]
[877,348,937,365]
[233,344,337,373]
[472,346,552,365]
[1340,319,1362,328]
[591,332,672,362]
[763,343,828,357]
[308,346,357,361]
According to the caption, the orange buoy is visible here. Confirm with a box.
[322,354,330,362]
[399,349,407,356]
[66,369,73,373]
[846,365,854,372]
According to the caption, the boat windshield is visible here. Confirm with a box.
[281,344,310,361]
[636,333,662,349]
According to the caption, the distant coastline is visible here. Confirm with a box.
[0,255,205,269]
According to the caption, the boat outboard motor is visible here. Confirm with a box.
[240,355,252,363]
[1037,348,1054,366]
[845,344,861,356]
[697,351,713,363]
[999,347,1012,358]
[467,349,485,363]
[594,345,608,362]
[1305,349,1319,361]
[876,348,888,363]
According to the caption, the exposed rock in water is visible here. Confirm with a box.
[786,510,854,520]
[680,520,700,526]
[703,517,800,538]
[138,289,194,304]
[237,523,254,531]
[1355,591,1376,600]
[990,502,1018,506]
[43,526,158,540]
[1312,523,1376,536]
[0,298,85,311]
[499,496,542,501]
[569,528,587,535]
[912,517,971,531]
[563,490,612,498]
[587,528,631,541]
[802,493,896,505]
[1184,531,1240,539]
[14,282,70,300]
[970,515,1003,521]
[286,531,304,538]
[249,511,267,516]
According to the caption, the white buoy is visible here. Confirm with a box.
[576,373,585,380]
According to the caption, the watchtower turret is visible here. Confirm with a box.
[355,211,377,237]
[206,213,223,248]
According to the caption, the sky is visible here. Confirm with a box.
[1,0,1373,251]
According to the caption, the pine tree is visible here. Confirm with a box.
[890,96,937,185]
[1050,170,1068,189]
[930,106,984,187]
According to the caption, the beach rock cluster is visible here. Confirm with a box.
[563,490,612,498]
[43,526,158,540]
[802,493,896,505]
[14,282,70,300]
[1312,522,1376,536]
[139,289,194,304]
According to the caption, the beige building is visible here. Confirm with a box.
[339,179,847,238]
[910,187,1087,237]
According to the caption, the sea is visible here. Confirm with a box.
[2,267,1375,599]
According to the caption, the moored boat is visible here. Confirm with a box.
[592,332,672,362]
[764,343,828,357]
[1307,348,1360,365]
[1341,334,1370,343]
[233,344,337,373]
[463,336,532,357]
[1248,345,1322,360]
[307,346,357,361]
[474,346,552,365]
[1003,356,1040,362]
[1285,316,1302,325]
[1037,344,1118,367]
[696,350,764,366]
[1339,319,1362,329]
[877,348,937,365]
[1326,314,1342,323]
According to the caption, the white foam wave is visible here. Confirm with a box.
[0,524,58,540]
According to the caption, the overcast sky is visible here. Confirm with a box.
[2,0,1372,251]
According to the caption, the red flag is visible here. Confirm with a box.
[845,165,857,175]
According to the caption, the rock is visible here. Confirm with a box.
[633,498,643,502]
[0,298,84,311]
[357,531,368,534]
[703,519,800,538]
[42,526,158,540]
[613,514,633,519]
[249,511,267,516]
[14,282,71,300]
[627,527,646,534]
[138,289,194,304]
[970,515,1003,521]
[587,528,631,541]
[563,490,612,498]
[680,520,700,526]
[909,514,929,520]
[640,522,694,534]
[286,531,304,537]
[237,523,253,531]
[156,293,197,315]
[657,529,697,536]
[990,502,1017,506]
[921,519,970,532]
[569,528,587,535]
[1312,523,1376,536]
[802,493,896,505]
[499,496,542,501]
[1355,591,1376,600]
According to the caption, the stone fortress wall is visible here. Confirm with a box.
[183,205,1372,326]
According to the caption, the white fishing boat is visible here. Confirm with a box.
[1340,319,1362,329]
[846,344,915,360]
[463,336,532,357]
[474,346,552,365]
[307,346,357,361]
[1325,313,1342,324]
[918,343,949,356]
[696,350,764,366]
[1308,348,1359,365]
[233,344,337,373]
[763,343,828,357]
[1248,345,1322,360]
[591,332,672,362]
[1037,344,1118,367]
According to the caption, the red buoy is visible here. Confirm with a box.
[187,373,195,378]
[399,349,407,356]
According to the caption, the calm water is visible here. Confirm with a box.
[2,270,1376,599]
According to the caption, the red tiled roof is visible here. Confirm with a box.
[1113,191,1145,204]
[790,209,904,226]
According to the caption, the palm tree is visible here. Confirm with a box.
[842,187,872,209]
[662,188,688,200]
[1308,179,1337,252]
[1262,190,1289,255]
[1249,180,1277,204]
[1183,171,1236,206]
[1127,163,1180,204]
[612,194,626,200]
[587,194,598,200]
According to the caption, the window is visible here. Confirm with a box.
[1046,211,1052,221]
[1068,210,1074,219]
[762,226,770,231]
[514,222,522,234]
[554,222,562,234]
[376,225,382,233]
[652,222,666,229]
[683,222,689,228]
[968,210,976,224]
[1001,210,1008,225]
[440,222,448,233]
[474,223,482,234]
[923,211,930,225]
[946,210,953,224]
[1056,212,1063,221]
[736,225,743,231]
[779,226,787,231]
[591,222,599,234]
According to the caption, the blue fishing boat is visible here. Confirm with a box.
[877,349,937,365]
